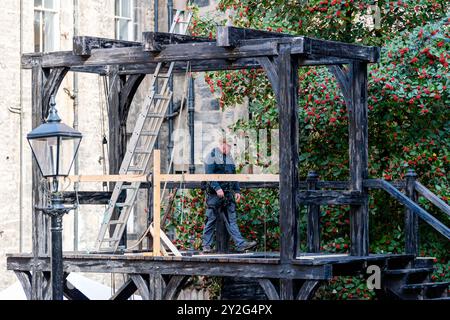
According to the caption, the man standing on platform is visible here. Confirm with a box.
[202,136,257,254]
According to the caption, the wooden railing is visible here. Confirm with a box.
[364,172,450,256]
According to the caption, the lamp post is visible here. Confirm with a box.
[27,95,82,300]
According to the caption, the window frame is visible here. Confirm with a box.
[115,0,137,41]
[34,0,60,53]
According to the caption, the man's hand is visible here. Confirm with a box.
[216,189,225,198]
[235,193,242,203]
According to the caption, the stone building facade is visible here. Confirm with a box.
[0,0,248,294]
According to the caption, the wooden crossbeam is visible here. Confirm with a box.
[143,32,212,52]
[73,36,142,56]
[297,190,364,205]
[217,26,294,47]
[21,39,279,69]
[159,173,280,182]
[301,37,380,63]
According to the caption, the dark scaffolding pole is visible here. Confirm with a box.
[167,0,174,173]
[188,77,195,174]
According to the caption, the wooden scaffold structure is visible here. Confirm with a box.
[7,6,450,301]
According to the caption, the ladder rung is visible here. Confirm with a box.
[127,167,145,172]
[102,238,121,242]
[109,220,125,225]
[115,203,132,208]
[146,113,165,118]
[140,131,158,136]
[154,94,171,100]
[135,149,152,154]
[156,73,170,79]
[121,184,138,190]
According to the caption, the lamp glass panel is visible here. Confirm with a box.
[58,136,81,176]
[30,137,59,177]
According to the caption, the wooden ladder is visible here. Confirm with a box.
[95,9,193,253]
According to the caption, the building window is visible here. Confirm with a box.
[34,0,59,52]
[115,0,138,41]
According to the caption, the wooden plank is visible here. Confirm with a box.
[62,191,126,205]
[149,224,181,257]
[216,26,294,47]
[367,179,450,240]
[65,174,150,183]
[119,74,146,123]
[163,275,188,300]
[42,67,69,117]
[73,36,141,56]
[153,150,161,257]
[7,255,333,280]
[130,275,150,300]
[415,181,450,217]
[405,171,419,255]
[143,32,212,52]
[31,64,46,301]
[277,44,299,264]
[109,278,137,300]
[279,278,294,300]
[63,279,90,300]
[14,271,32,300]
[297,190,364,205]
[22,39,280,69]
[348,61,369,256]
[160,173,280,182]
[296,280,321,300]
[306,172,320,253]
[148,273,164,300]
[301,37,380,63]
[257,279,279,300]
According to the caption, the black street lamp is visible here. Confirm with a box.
[27,95,82,300]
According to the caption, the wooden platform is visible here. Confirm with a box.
[7,252,414,280]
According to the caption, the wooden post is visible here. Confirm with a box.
[307,171,320,253]
[153,150,161,256]
[108,67,128,247]
[277,44,299,300]
[277,44,299,263]
[31,64,47,300]
[348,61,369,256]
[405,169,419,255]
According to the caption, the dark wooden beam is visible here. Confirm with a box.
[415,181,450,217]
[31,64,46,300]
[277,44,299,266]
[298,190,365,205]
[364,179,450,240]
[257,279,279,300]
[306,172,320,253]
[22,39,280,69]
[217,26,294,47]
[301,37,380,63]
[348,62,369,256]
[119,74,146,122]
[130,274,150,300]
[42,67,69,118]
[329,65,352,108]
[162,275,188,300]
[110,278,137,300]
[14,271,32,300]
[405,171,419,255]
[63,279,90,300]
[73,36,141,56]
[296,280,321,300]
[143,32,212,52]
[7,255,333,280]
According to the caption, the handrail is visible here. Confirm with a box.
[415,181,450,218]
[364,179,450,240]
